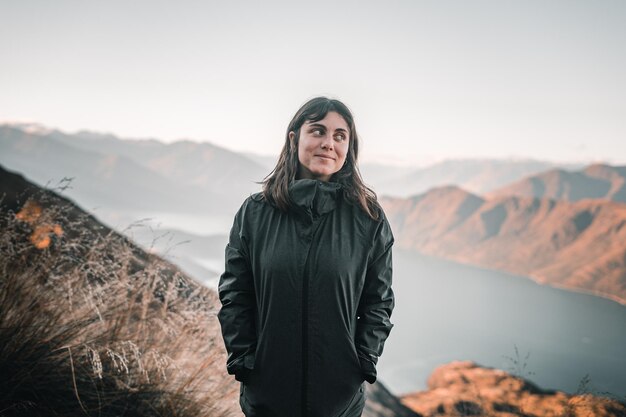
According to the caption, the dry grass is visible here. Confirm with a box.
[0,185,236,417]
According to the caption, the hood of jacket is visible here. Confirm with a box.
[288,179,343,219]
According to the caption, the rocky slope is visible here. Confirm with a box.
[401,361,625,417]
[381,186,626,304]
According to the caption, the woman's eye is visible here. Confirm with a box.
[312,129,324,136]
[334,134,346,141]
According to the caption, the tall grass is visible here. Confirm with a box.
[0,184,236,417]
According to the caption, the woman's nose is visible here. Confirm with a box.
[321,135,334,150]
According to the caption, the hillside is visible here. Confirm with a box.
[382,187,626,304]
[0,164,237,416]
[489,163,626,203]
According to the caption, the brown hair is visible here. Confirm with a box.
[262,96,380,220]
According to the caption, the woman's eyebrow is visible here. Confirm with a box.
[308,123,349,133]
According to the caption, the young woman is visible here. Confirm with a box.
[218,97,395,417]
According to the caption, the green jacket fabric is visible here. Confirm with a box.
[218,178,395,417]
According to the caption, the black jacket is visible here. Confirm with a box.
[218,179,395,417]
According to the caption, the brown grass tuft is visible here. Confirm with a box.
[0,185,236,417]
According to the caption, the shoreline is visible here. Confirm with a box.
[412,251,626,308]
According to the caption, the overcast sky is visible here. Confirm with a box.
[1,0,625,165]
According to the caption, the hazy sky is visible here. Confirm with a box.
[1,0,625,165]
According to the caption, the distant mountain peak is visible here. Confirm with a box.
[490,162,626,203]
[2,122,55,136]
[424,184,475,196]
[584,163,626,179]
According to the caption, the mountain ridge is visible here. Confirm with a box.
[382,185,626,305]
[489,163,626,203]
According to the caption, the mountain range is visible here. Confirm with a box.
[0,123,266,217]
[3,122,625,305]
[369,158,582,198]
[1,123,581,212]
[381,185,626,304]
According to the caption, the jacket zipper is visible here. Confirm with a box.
[301,253,309,417]
[301,215,321,417]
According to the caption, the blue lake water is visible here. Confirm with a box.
[378,250,626,398]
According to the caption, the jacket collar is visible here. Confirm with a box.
[288,179,342,219]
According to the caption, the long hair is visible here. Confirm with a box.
[262,96,380,220]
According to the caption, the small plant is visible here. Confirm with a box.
[501,344,535,380]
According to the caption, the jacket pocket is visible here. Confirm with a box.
[348,334,364,380]
[239,382,256,417]
[349,341,360,367]
[335,384,365,417]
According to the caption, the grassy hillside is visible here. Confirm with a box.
[0,165,237,416]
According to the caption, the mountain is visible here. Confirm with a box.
[400,361,625,417]
[382,187,626,304]
[0,123,267,217]
[358,162,415,191]
[489,163,626,203]
[49,127,267,198]
[243,151,279,171]
[376,158,582,198]
[0,124,224,214]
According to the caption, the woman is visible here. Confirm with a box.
[218,97,395,417]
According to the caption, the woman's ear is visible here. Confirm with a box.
[289,131,297,152]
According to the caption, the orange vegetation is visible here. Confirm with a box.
[15,200,64,249]
[401,361,625,417]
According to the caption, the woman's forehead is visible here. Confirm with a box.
[303,112,350,130]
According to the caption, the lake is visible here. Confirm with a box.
[379,249,626,398]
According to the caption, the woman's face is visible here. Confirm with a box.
[290,111,350,182]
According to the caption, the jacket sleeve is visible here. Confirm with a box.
[355,213,395,384]
[217,201,257,382]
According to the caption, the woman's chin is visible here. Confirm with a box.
[299,167,338,182]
